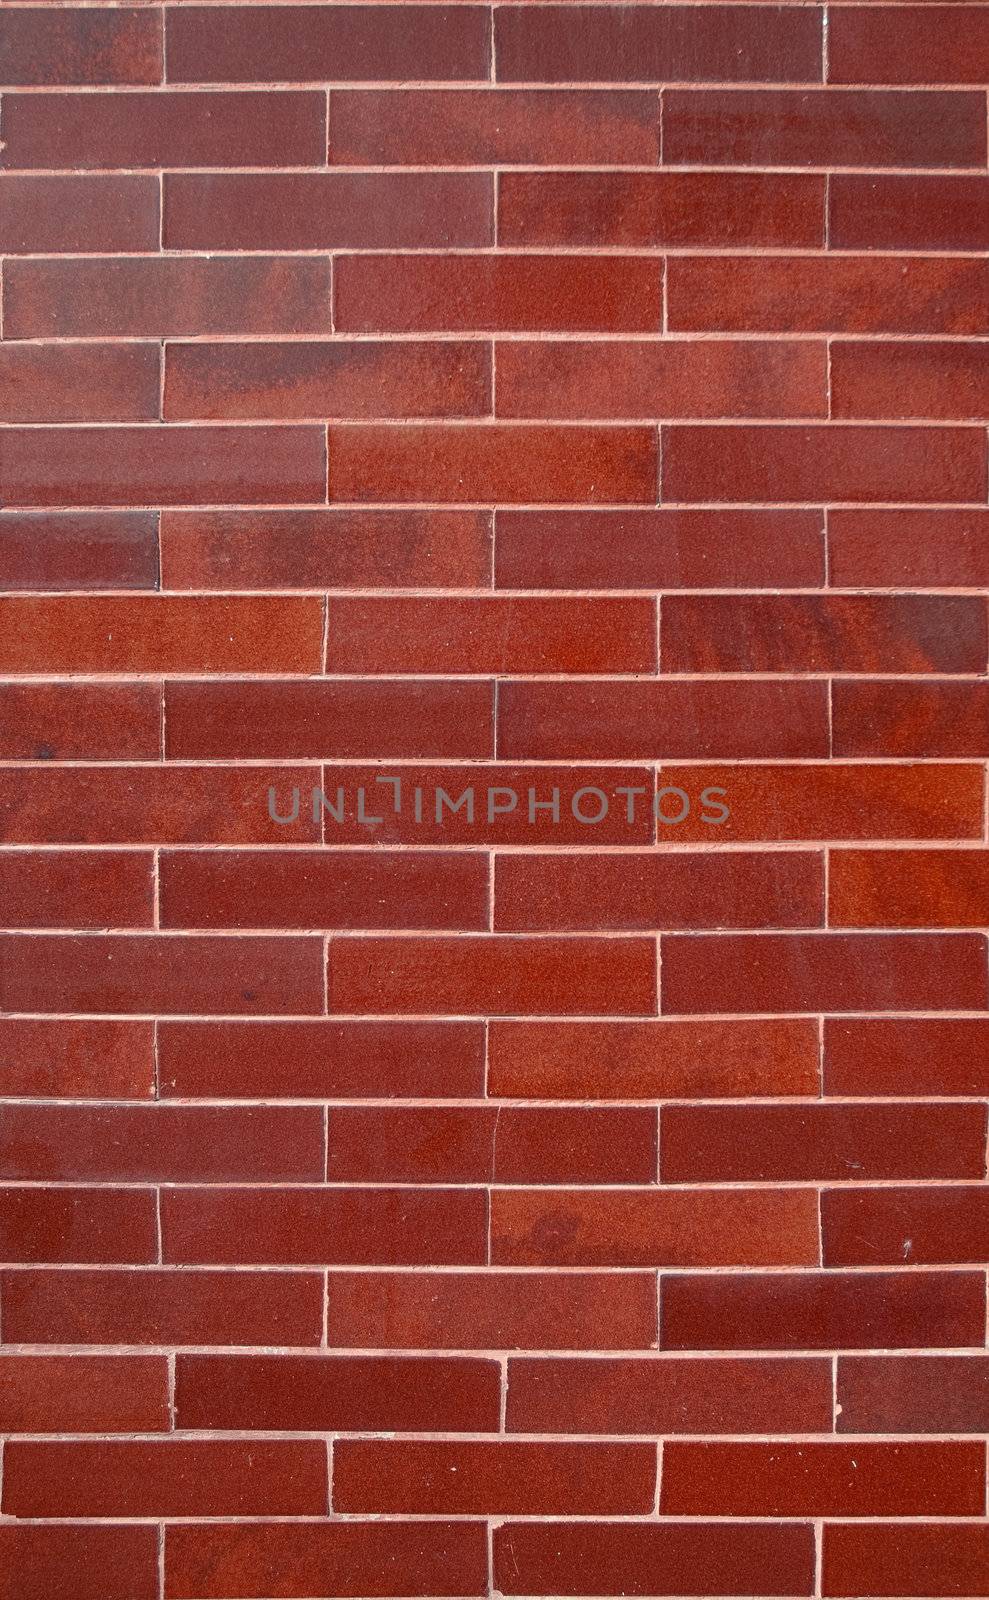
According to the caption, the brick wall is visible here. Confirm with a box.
[0,3,987,1597]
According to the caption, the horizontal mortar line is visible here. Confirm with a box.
[4,842,985,854]
[3,670,988,682]
[1,1513,986,1526]
[2,1261,986,1278]
[1,758,986,769]
[7,334,989,347]
[4,163,988,177]
[7,245,989,260]
[0,1344,984,1362]
[4,1431,982,1445]
[2,1177,985,1192]
[2,1009,987,1021]
[2,1097,984,1110]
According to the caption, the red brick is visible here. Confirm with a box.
[829,7,989,86]
[662,1270,987,1351]
[663,932,988,1015]
[327,1269,658,1350]
[0,512,159,591]
[664,424,987,504]
[0,1185,156,1264]
[507,1355,833,1435]
[314,764,656,845]
[658,762,984,844]
[824,1185,989,1267]
[1,90,325,169]
[667,255,989,335]
[3,256,333,339]
[175,1353,501,1433]
[500,172,824,248]
[661,1441,984,1518]
[495,509,825,588]
[828,509,989,587]
[0,1527,157,1600]
[499,680,829,760]
[0,1103,324,1183]
[0,596,323,675]
[494,1522,816,1599]
[495,1188,818,1268]
[831,174,989,251]
[165,1522,488,1600]
[837,1355,989,1434]
[663,594,986,674]
[834,680,989,757]
[334,1439,656,1515]
[488,1018,820,1099]
[160,848,487,932]
[167,4,490,83]
[0,1019,154,1100]
[328,423,656,504]
[663,1103,987,1183]
[334,253,661,333]
[327,596,657,673]
[0,174,157,252]
[330,88,660,165]
[165,680,492,761]
[0,1354,169,1434]
[328,1106,657,1185]
[162,1186,488,1266]
[158,1020,485,1099]
[0,766,323,847]
[164,172,491,250]
[0,426,325,509]
[495,850,823,932]
[4,1440,327,1519]
[165,340,489,422]
[825,1018,989,1097]
[0,7,161,86]
[494,5,823,84]
[664,88,986,167]
[0,343,158,424]
[0,850,153,929]
[0,933,325,1016]
[160,509,490,589]
[327,934,657,1016]
[823,1525,989,1599]
[833,340,989,422]
[832,847,989,928]
[496,338,827,420]
[1,1267,323,1348]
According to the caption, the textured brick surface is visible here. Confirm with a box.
[1,7,987,1598]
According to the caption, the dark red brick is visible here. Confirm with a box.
[0,7,161,86]
[327,934,657,1016]
[0,1354,169,1434]
[0,512,159,591]
[662,932,988,1014]
[831,174,989,251]
[493,1188,819,1268]
[0,850,153,929]
[663,1271,987,1351]
[829,7,989,86]
[164,172,492,250]
[334,253,661,333]
[4,256,333,339]
[0,1267,324,1347]
[0,934,325,1016]
[0,343,159,424]
[828,509,989,587]
[823,1525,989,1599]
[158,1020,484,1099]
[834,680,989,757]
[494,1522,816,1599]
[837,1355,989,1434]
[824,1185,989,1266]
[495,509,825,589]
[0,1019,154,1100]
[160,509,490,589]
[328,1269,658,1350]
[175,1353,500,1433]
[330,88,660,165]
[507,1356,833,1435]
[1,90,325,169]
[0,174,158,252]
[500,172,824,248]
[488,1019,820,1100]
[825,1018,989,1097]
[0,1185,156,1264]
[0,1527,156,1600]
[831,847,989,927]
